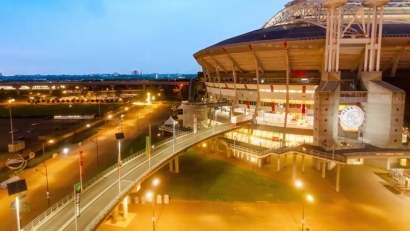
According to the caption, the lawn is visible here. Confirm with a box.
[142,150,300,202]
[0,104,122,116]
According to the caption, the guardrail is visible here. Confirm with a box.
[82,124,237,231]
[22,128,196,231]
[23,124,234,231]
[224,139,346,163]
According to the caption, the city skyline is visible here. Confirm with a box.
[0,0,286,75]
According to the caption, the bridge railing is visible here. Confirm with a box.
[225,140,346,163]
[83,125,235,231]
[22,193,74,231]
[22,124,226,231]
[22,130,195,231]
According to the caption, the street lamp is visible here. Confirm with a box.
[115,132,125,194]
[90,135,99,166]
[146,178,160,231]
[35,161,50,207]
[234,135,237,151]
[105,115,113,132]
[202,143,207,155]
[295,180,314,231]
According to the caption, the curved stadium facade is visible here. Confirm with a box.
[193,0,410,153]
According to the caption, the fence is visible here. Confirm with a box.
[22,123,235,231]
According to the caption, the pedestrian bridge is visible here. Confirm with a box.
[23,124,239,231]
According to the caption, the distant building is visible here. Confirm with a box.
[131,70,142,75]
[113,72,119,77]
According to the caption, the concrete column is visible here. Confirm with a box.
[122,196,129,219]
[277,156,281,171]
[175,156,180,173]
[321,162,326,178]
[292,153,297,180]
[227,149,232,158]
[143,85,146,91]
[112,206,120,222]
[336,164,341,192]
[257,158,262,168]
[48,88,52,95]
[169,160,174,172]
[284,154,287,168]
[301,155,305,173]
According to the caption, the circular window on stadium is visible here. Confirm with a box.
[339,106,364,129]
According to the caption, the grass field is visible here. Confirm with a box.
[142,150,300,202]
[0,104,123,116]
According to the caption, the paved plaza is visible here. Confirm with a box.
[97,148,410,231]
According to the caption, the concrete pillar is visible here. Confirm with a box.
[336,164,341,192]
[284,154,287,168]
[122,196,129,219]
[48,88,52,95]
[257,158,262,168]
[143,85,146,91]
[321,162,326,178]
[169,160,174,172]
[227,149,232,158]
[112,206,120,222]
[175,156,179,173]
[301,155,305,173]
[277,156,281,171]
[292,153,297,180]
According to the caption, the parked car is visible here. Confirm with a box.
[18,136,25,141]
[27,128,35,133]
[44,116,52,120]
[53,126,63,131]
[31,122,41,126]
[9,129,18,134]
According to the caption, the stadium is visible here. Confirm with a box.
[192,0,410,157]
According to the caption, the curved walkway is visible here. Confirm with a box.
[27,124,238,231]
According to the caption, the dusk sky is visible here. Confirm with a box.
[0,0,287,75]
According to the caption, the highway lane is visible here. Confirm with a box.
[34,124,236,231]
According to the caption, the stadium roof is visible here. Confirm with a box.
[194,0,410,75]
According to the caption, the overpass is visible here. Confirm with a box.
[23,124,239,231]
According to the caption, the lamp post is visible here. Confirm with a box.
[115,132,125,195]
[136,111,140,131]
[105,115,112,132]
[35,161,50,207]
[146,179,160,231]
[202,143,207,155]
[234,135,237,149]
[8,106,14,145]
[90,136,99,166]
[295,180,314,231]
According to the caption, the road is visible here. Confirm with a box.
[0,103,172,231]
[33,124,236,231]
